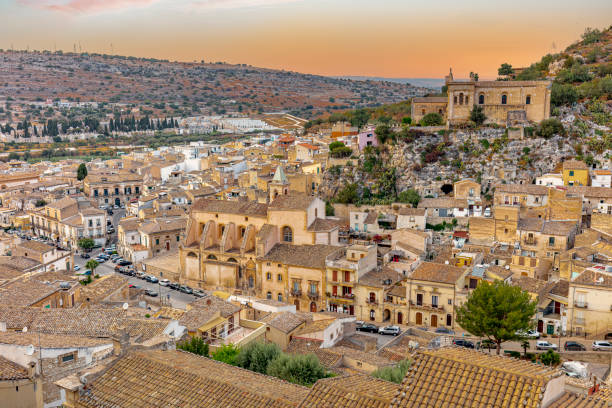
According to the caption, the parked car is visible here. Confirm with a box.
[180,286,193,295]
[193,289,206,298]
[435,327,455,335]
[144,289,158,297]
[592,341,612,351]
[118,260,132,266]
[453,339,475,349]
[516,329,540,339]
[113,205,119,209]
[159,279,170,287]
[82,270,92,276]
[477,339,496,350]
[484,207,491,217]
[536,341,558,351]
[564,341,586,351]
[80,253,90,259]
[169,282,180,290]
[356,323,379,333]
[378,326,401,336]
[149,276,159,284]
[74,265,80,271]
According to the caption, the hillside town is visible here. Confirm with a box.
[0,1,610,403]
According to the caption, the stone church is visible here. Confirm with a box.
[412,69,551,126]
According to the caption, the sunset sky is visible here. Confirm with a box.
[2,0,610,79]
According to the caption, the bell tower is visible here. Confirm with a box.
[269,165,289,202]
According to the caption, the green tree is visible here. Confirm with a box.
[402,117,412,125]
[537,119,565,139]
[266,353,329,386]
[456,281,537,355]
[551,83,578,107]
[335,183,359,204]
[325,201,335,216]
[236,342,281,374]
[540,350,561,366]
[178,336,209,357]
[350,108,371,129]
[34,199,47,208]
[211,344,240,366]
[86,259,99,275]
[470,105,486,126]
[77,163,88,181]
[397,189,421,207]
[420,113,444,126]
[77,238,95,251]
[7,152,20,161]
[375,125,392,144]
[371,359,411,384]
[520,339,530,357]
[498,63,514,76]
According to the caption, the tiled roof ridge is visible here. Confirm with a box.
[419,347,558,380]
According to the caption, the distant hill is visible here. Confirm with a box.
[335,76,444,91]
[0,51,430,119]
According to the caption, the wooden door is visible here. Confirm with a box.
[415,312,422,325]
[431,315,438,328]
[397,312,403,325]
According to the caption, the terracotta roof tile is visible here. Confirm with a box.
[298,374,398,408]
[0,356,29,381]
[409,262,466,284]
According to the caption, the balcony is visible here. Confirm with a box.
[366,299,378,305]
[410,301,444,312]
[574,317,586,326]
[290,289,302,297]
[328,293,355,303]
[575,302,588,309]
[523,237,537,246]
[307,292,319,301]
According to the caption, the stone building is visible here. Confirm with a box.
[412,69,551,126]
[83,172,143,207]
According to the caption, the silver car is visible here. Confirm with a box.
[536,341,557,350]
[378,326,401,336]
[592,341,612,351]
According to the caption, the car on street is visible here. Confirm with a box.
[118,260,132,266]
[193,289,206,298]
[516,329,540,339]
[378,325,401,336]
[356,323,379,333]
[148,276,159,284]
[453,339,475,348]
[477,339,496,350]
[435,327,455,335]
[169,283,180,290]
[179,286,193,295]
[81,269,92,276]
[592,341,612,351]
[80,253,90,259]
[564,341,586,351]
[536,341,558,350]
[159,279,170,287]
[113,205,119,209]
[74,265,80,271]
[144,289,158,297]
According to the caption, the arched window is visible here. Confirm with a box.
[459,93,464,105]
[277,293,283,302]
[478,94,484,105]
[501,94,507,105]
[526,95,531,105]
[282,226,293,243]
[369,292,376,303]
[187,252,197,258]
[227,258,238,263]
[266,291,272,300]
[207,254,217,260]
[369,310,375,321]
[438,109,443,114]
[453,96,457,104]
[465,96,469,104]
[238,226,246,238]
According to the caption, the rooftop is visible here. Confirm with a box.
[409,262,466,284]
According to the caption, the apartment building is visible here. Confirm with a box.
[83,172,143,207]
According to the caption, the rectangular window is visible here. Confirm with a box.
[155,238,160,245]
[549,237,555,246]
[344,271,350,282]
[176,235,180,242]
[266,273,271,280]
[332,270,338,282]
[432,295,439,307]
[569,171,574,177]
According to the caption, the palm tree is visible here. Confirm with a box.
[521,339,530,357]
[85,259,99,276]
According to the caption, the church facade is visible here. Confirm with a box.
[412,69,551,126]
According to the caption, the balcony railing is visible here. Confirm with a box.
[307,292,319,300]
[366,299,378,305]
[575,302,588,309]
[575,317,586,325]
[290,289,302,297]
[329,293,355,302]
[410,301,444,312]
[523,237,536,245]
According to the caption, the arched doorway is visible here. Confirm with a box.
[310,302,317,313]
[431,315,438,328]
[115,198,121,206]
[248,276,254,288]
[383,309,390,322]
[397,312,403,325]
[294,300,300,311]
[415,312,422,325]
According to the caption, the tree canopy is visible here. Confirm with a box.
[266,353,330,386]
[78,238,95,250]
[77,163,88,181]
[498,63,514,76]
[456,281,537,354]
[397,189,421,207]
[236,342,281,374]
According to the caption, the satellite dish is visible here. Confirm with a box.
[122,303,129,310]
[505,265,510,270]
[22,327,27,333]
[25,345,35,356]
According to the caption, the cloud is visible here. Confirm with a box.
[190,0,302,10]
[18,0,160,14]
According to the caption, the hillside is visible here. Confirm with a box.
[0,50,428,120]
